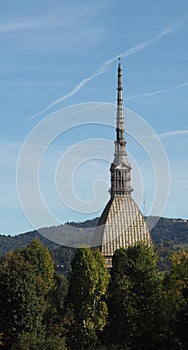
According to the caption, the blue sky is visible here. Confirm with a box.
[0,0,188,235]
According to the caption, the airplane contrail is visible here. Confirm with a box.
[126,82,188,100]
[159,130,188,139]
[26,21,184,122]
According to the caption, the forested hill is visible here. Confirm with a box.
[0,216,188,258]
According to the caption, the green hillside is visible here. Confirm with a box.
[0,216,188,272]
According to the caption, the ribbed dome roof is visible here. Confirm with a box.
[94,195,151,259]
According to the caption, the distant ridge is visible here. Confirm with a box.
[0,216,188,258]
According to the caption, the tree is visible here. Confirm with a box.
[24,239,69,346]
[66,248,109,350]
[108,244,166,350]
[0,241,59,349]
[0,251,45,349]
[107,248,135,349]
[24,238,55,291]
[45,273,69,339]
[13,333,67,350]
[163,249,188,349]
[93,250,109,335]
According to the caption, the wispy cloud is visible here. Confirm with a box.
[0,68,15,75]
[27,20,184,122]
[0,18,48,33]
[126,82,188,100]
[103,22,183,64]
[159,130,188,139]
[9,81,66,88]
[26,71,105,122]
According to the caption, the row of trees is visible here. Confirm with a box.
[0,239,188,349]
[0,239,68,349]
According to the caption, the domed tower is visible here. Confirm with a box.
[93,59,152,267]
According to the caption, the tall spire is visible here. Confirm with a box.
[110,59,133,197]
[93,59,152,267]
[116,57,125,143]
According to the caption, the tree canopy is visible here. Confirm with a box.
[66,247,109,350]
[0,251,45,348]
[1,239,188,349]
[108,244,166,349]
